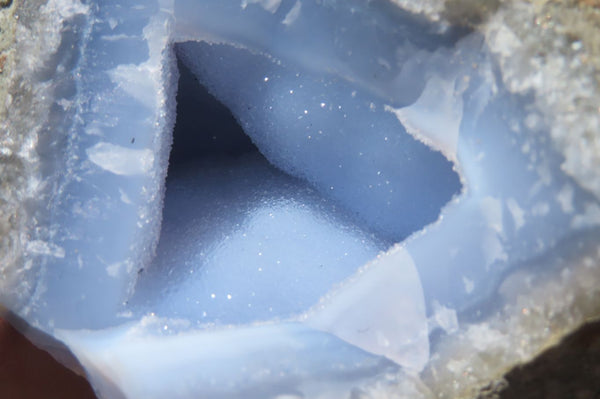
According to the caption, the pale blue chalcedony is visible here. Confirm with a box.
[4,0,600,398]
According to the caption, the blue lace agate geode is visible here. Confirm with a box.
[2,0,600,398]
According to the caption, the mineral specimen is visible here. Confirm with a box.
[0,0,599,398]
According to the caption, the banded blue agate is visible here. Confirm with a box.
[1,0,600,398]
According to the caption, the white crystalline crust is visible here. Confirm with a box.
[0,1,16,119]
[0,0,88,315]
[417,236,600,399]
[1,0,178,329]
[482,1,600,201]
[395,0,600,202]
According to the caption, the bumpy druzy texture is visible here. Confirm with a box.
[1,0,600,398]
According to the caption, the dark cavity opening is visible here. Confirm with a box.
[131,37,463,324]
[166,39,463,243]
[131,58,395,322]
[169,57,259,167]
[165,56,393,248]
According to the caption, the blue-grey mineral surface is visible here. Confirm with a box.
[1,0,599,397]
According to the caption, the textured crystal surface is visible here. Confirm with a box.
[1,0,599,398]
